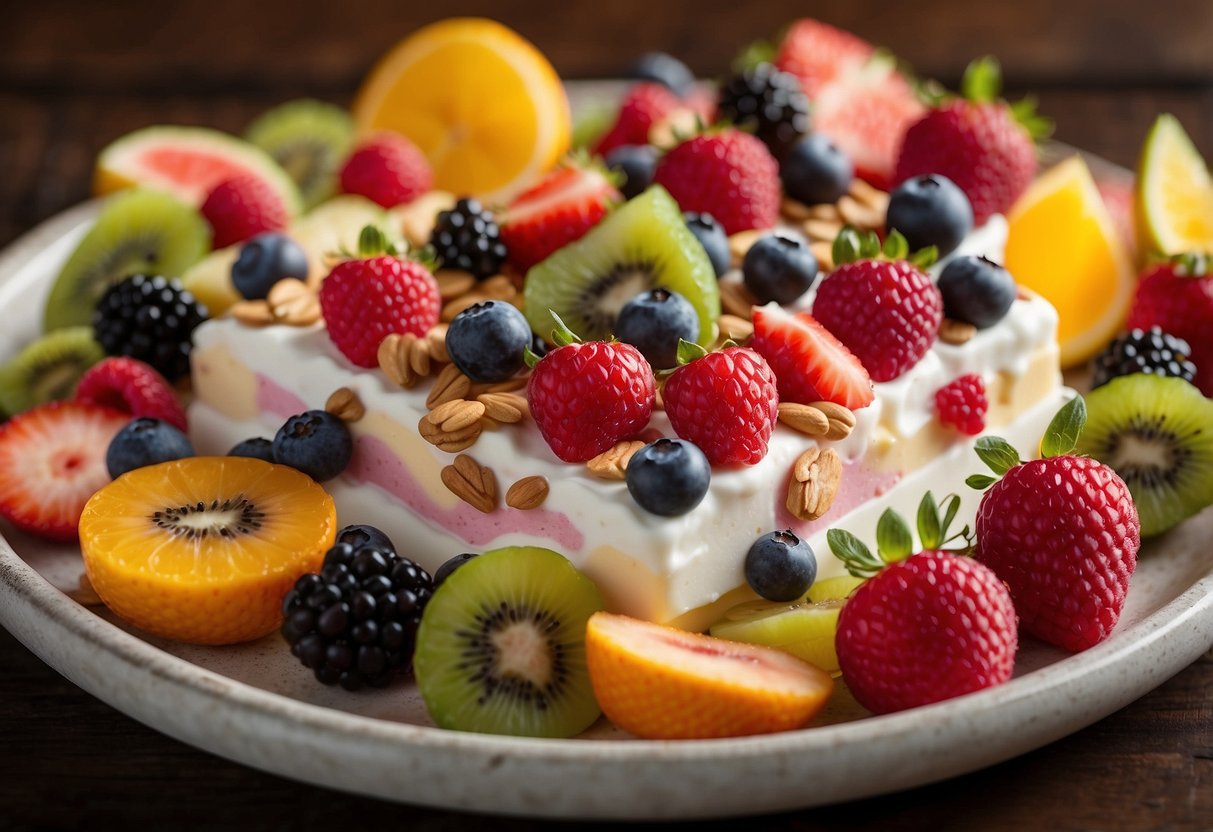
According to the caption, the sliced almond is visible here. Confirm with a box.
[728,229,765,268]
[477,392,528,423]
[787,447,843,521]
[427,363,472,409]
[426,398,486,433]
[440,453,497,513]
[719,280,758,320]
[778,402,831,436]
[587,439,646,480]
[435,269,477,300]
[506,475,549,510]
[230,300,275,326]
[939,318,978,346]
[324,387,365,423]
[809,401,857,441]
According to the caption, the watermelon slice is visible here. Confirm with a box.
[94,125,302,216]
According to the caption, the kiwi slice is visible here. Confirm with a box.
[523,186,719,344]
[710,597,846,674]
[0,327,105,416]
[1077,374,1213,537]
[44,189,210,331]
[245,99,355,210]
[413,545,604,738]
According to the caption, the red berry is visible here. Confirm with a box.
[935,374,988,436]
[773,17,874,97]
[318,256,440,368]
[200,174,289,249]
[749,305,874,410]
[976,455,1140,652]
[812,259,942,382]
[836,552,1018,715]
[339,134,433,209]
[652,130,780,235]
[527,341,655,463]
[594,82,681,156]
[74,357,188,432]
[499,162,620,273]
[663,346,778,465]
[0,401,130,542]
[1126,260,1213,396]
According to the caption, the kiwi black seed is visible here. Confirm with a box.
[245,99,355,210]
[44,189,210,331]
[0,327,106,416]
[1077,374,1213,537]
[413,545,604,738]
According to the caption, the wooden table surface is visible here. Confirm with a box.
[2,1,1211,829]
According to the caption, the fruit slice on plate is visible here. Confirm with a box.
[352,17,570,202]
[79,456,336,645]
[586,611,834,739]
[95,125,302,215]
[413,546,604,738]
[1004,155,1135,367]
[0,327,105,417]
[245,99,355,211]
[1136,113,1213,256]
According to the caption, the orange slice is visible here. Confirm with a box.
[1136,113,1213,256]
[352,18,570,202]
[1004,156,1135,367]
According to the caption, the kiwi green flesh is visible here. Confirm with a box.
[413,546,604,738]
[710,598,843,647]
[1077,374,1213,537]
[44,189,210,331]
[245,99,355,211]
[523,185,719,344]
[0,327,105,416]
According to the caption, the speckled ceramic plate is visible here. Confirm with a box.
[2,198,1212,821]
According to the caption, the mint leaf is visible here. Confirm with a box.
[966,473,997,490]
[974,436,1021,475]
[1041,396,1087,458]
[826,529,885,578]
[940,493,962,536]
[876,508,914,563]
[917,491,942,550]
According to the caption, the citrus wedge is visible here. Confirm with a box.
[352,18,570,202]
[1136,113,1213,256]
[1004,155,1135,367]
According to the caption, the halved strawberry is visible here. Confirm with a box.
[593,82,681,157]
[0,401,129,541]
[774,17,875,97]
[75,357,188,432]
[750,304,874,410]
[499,160,621,273]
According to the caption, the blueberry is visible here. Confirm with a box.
[629,52,695,97]
[106,417,195,478]
[937,255,1017,329]
[886,174,974,258]
[230,232,310,300]
[335,524,396,555]
[272,410,353,481]
[445,300,532,382]
[433,552,478,587]
[683,212,730,278]
[743,232,819,305]
[227,437,275,462]
[780,133,854,206]
[604,145,658,200]
[744,529,817,601]
[625,438,711,516]
[614,288,700,370]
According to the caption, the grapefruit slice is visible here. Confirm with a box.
[95,125,302,216]
[1137,113,1213,256]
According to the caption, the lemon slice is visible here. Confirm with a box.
[1005,155,1135,367]
[352,18,570,202]
[1137,113,1213,256]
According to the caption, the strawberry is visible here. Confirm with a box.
[895,57,1044,225]
[339,133,432,209]
[1126,255,1213,396]
[526,318,655,463]
[74,357,187,432]
[934,373,988,436]
[750,304,874,411]
[199,173,289,249]
[652,129,780,235]
[773,17,875,98]
[317,228,440,368]
[594,82,681,157]
[0,401,130,542]
[829,493,1018,715]
[663,344,778,465]
[499,160,620,273]
[811,230,943,383]
[969,396,1141,652]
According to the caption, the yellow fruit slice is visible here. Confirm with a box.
[1005,156,1135,367]
[1137,113,1213,256]
[352,18,570,202]
[80,457,336,645]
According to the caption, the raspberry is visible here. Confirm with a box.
[935,374,988,435]
[527,340,655,463]
[200,173,289,249]
[812,258,942,382]
[339,134,433,209]
[74,357,187,432]
[594,82,681,156]
[318,255,440,368]
[663,346,778,465]
[1126,257,1213,396]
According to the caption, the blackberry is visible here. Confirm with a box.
[429,198,508,280]
[1092,327,1198,389]
[717,64,809,160]
[282,542,433,690]
[92,275,208,382]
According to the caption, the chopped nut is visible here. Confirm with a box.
[838,194,885,230]
[809,401,857,441]
[441,292,486,322]
[587,439,646,480]
[719,280,758,320]
[939,318,978,346]
[479,275,518,301]
[378,333,429,389]
[230,300,275,326]
[468,375,529,396]
[324,387,365,422]
[803,218,845,243]
[440,453,497,513]
[777,402,831,436]
[425,324,451,364]
[848,178,890,214]
[787,447,843,521]
[716,314,754,343]
[477,392,528,423]
[781,197,813,221]
[506,475,549,510]
[418,414,483,453]
[435,269,476,300]
[426,363,472,409]
[426,398,486,433]
[805,203,843,222]
[728,229,765,268]
[268,279,321,326]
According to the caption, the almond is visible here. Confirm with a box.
[425,323,450,364]
[716,314,754,343]
[777,402,831,437]
[587,439,646,480]
[230,300,275,326]
[939,318,978,346]
[477,392,527,423]
[426,398,486,433]
[838,194,885,230]
[781,197,813,222]
[506,475,549,510]
[441,453,497,513]
[787,446,843,521]
[803,218,845,243]
[435,269,476,300]
[378,333,427,389]
[728,229,764,268]
[419,415,483,453]
[426,363,472,409]
[809,401,857,441]
[719,280,758,320]
[268,279,321,326]
[324,387,365,423]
